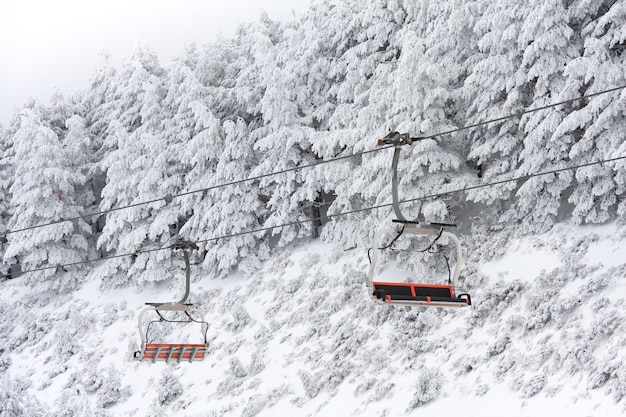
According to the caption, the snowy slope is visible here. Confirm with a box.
[1,221,625,417]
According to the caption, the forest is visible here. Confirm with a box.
[1,0,625,291]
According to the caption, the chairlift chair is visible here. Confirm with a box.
[367,131,471,308]
[367,221,471,307]
[133,241,209,363]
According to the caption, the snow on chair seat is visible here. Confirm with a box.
[372,282,471,307]
[136,343,207,363]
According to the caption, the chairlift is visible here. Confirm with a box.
[133,240,209,363]
[367,132,471,307]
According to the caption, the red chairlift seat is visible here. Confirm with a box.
[372,282,471,307]
[136,343,207,363]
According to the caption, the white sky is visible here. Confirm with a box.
[0,0,310,126]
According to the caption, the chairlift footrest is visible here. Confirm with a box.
[372,282,471,307]
[392,219,457,227]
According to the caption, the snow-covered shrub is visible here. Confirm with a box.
[581,271,613,295]
[55,386,105,417]
[284,277,304,294]
[505,314,526,330]
[493,356,517,381]
[519,374,546,398]
[53,326,79,358]
[253,324,269,342]
[563,340,594,374]
[467,281,525,326]
[354,378,377,396]
[96,365,130,408]
[610,367,626,402]
[229,357,248,378]
[248,351,266,376]
[524,306,552,331]
[0,374,48,417]
[156,368,183,406]
[247,377,261,390]
[0,356,11,374]
[223,338,244,355]
[219,287,243,314]
[486,336,511,358]
[407,367,443,410]
[589,367,613,390]
[99,304,120,327]
[216,358,248,397]
[241,394,268,417]
[475,384,490,396]
[52,307,95,359]
[11,312,53,349]
[318,363,351,392]
[216,375,244,397]
[82,368,103,393]
[368,381,395,403]
[453,356,478,376]
[590,310,623,339]
[298,369,319,398]
[227,306,251,333]
[265,384,291,405]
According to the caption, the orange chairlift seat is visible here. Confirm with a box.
[367,131,471,307]
[133,241,209,363]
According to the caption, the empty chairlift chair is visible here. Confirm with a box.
[366,131,471,307]
[367,222,471,307]
[134,301,208,363]
[133,240,209,363]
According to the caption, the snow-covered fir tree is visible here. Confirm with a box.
[3,104,92,292]
[95,46,180,287]
[0,123,12,279]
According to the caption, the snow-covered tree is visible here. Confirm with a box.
[564,0,626,224]
[320,0,478,247]
[461,0,532,217]
[0,123,12,279]
[0,374,48,417]
[182,118,268,274]
[156,368,183,406]
[95,45,181,287]
[499,0,581,233]
[3,105,92,292]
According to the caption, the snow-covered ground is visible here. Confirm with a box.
[1,221,625,416]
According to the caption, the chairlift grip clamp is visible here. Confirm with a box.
[377,131,413,147]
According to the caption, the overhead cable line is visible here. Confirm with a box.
[4,154,624,280]
[1,83,625,239]
[410,84,626,141]
[0,146,391,238]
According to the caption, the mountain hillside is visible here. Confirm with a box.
[1,220,624,416]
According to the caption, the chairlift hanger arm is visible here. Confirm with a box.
[376,131,428,222]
